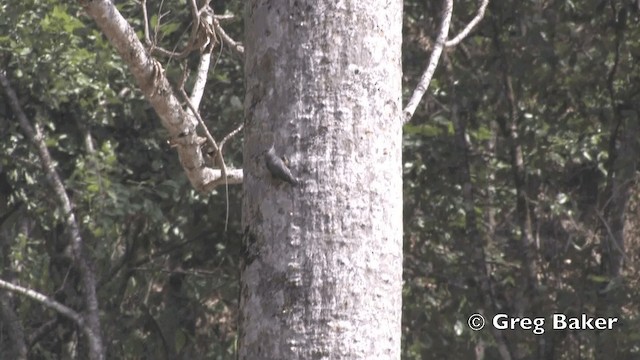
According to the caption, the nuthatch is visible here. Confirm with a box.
[265,144,298,186]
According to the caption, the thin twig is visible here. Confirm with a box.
[219,123,243,231]
[180,89,220,154]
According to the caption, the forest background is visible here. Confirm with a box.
[1,0,639,359]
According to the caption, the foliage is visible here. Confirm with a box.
[1,0,243,358]
[402,0,640,358]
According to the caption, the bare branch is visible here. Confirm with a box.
[0,278,108,355]
[215,14,237,22]
[403,0,489,123]
[213,15,244,56]
[403,0,453,123]
[141,0,151,45]
[0,279,84,332]
[188,0,198,21]
[0,69,105,360]
[445,0,489,47]
[177,87,236,189]
[189,49,212,109]
[220,123,244,151]
[189,10,215,109]
[80,0,242,191]
[180,88,220,155]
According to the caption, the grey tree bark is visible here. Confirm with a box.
[241,0,403,359]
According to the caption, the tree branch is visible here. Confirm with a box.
[445,0,489,47]
[189,9,215,110]
[403,0,453,123]
[0,278,104,349]
[403,0,490,123]
[79,0,242,191]
[0,279,83,331]
[213,15,244,56]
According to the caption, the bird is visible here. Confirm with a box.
[265,143,298,186]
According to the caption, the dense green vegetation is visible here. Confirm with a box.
[1,0,639,358]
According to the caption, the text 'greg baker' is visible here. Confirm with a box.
[552,314,618,330]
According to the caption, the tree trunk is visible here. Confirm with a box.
[595,109,639,358]
[240,1,403,359]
